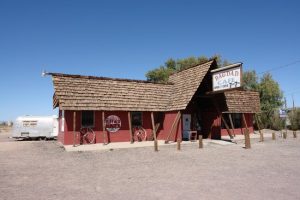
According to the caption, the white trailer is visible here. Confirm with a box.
[12,116,58,139]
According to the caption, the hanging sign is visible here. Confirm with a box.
[212,64,242,92]
[105,115,121,132]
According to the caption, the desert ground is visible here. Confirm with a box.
[0,129,300,200]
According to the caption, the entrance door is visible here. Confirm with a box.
[182,114,191,139]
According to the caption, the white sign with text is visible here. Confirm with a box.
[212,67,241,91]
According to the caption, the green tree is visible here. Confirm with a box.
[146,55,229,83]
[243,70,259,91]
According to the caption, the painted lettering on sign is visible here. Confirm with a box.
[105,115,121,133]
[212,67,241,91]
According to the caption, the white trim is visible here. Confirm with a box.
[61,110,65,132]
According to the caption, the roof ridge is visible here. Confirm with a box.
[49,72,173,85]
[169,59,215,77]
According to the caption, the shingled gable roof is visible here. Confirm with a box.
[51,60,216,111]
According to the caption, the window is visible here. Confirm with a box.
[131,112,143,127]
[155,112,165,129]
[233,113,242,128]
[81,111,94,127]
[23,121,37,127]
[221,113,242,129]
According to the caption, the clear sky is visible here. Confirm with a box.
[0,0,299,121]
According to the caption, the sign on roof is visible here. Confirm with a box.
[212,63,242,92]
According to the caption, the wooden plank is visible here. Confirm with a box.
[165,111,181,143]
[73,111,76,147]
[102,111,107,145]
[242,113,251,149]
[221,114,234,139]
[151,112,158,151]
[128,112,133,143]
[228,113,235,137]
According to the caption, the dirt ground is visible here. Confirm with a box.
[1,130,300,200]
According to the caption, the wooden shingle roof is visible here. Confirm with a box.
[52,74,173,111]
[168,60,215,110]
[223,90,261,113]
[51,60,261,112]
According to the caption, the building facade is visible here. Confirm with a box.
[49,60,260,145]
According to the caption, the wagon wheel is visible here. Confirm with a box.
[80,128,96,144]
[83,128,96,144]
[134,127,147,142]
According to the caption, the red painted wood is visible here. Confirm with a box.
[57,109,254,145]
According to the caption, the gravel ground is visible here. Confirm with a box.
[0,131,300,200]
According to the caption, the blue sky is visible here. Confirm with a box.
[0,0,299,121]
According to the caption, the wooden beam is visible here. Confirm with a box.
[102,111,107,145]
[221,114,234,139]
[198,135,203,148]
[228,113,235,137]
[242,113,251,149]
[255,114,264,142]
[73,111,76,147]
[128,112,133,143]
[165,111,181,143]
[151,112,158,151]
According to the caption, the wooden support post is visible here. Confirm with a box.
[255,114,264,142]
[73,111,76,147]
[151,112,158,152]
[293,131,297,138]
[102,111,107,145]
[198,135,203,149]
[221,114,234,139]
[272,132,276,140]
[242,114,251,149]
[283,131,287,139]
[165,111,181,143]
[228,113,235,137]
[128,112,133,143]
[177,139,181,151]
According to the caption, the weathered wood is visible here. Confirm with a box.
[242,114,251,149]
[283,131,287,139]
[293,131,297,138]
[73,111,76,147]
[128,112,133,143]
[151,112,158,152]
[102,111,107,145]
[228,113,235,137]
[255,114,264,142]
[221,114,234,139]
[198,135,203,149]
[165,111,181,143]
[177,139,181,151]
[272,132,276,140]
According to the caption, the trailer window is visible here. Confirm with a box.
[82,111,94,127]
[23,121,37,127]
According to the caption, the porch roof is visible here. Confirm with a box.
[223,90,261,113]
